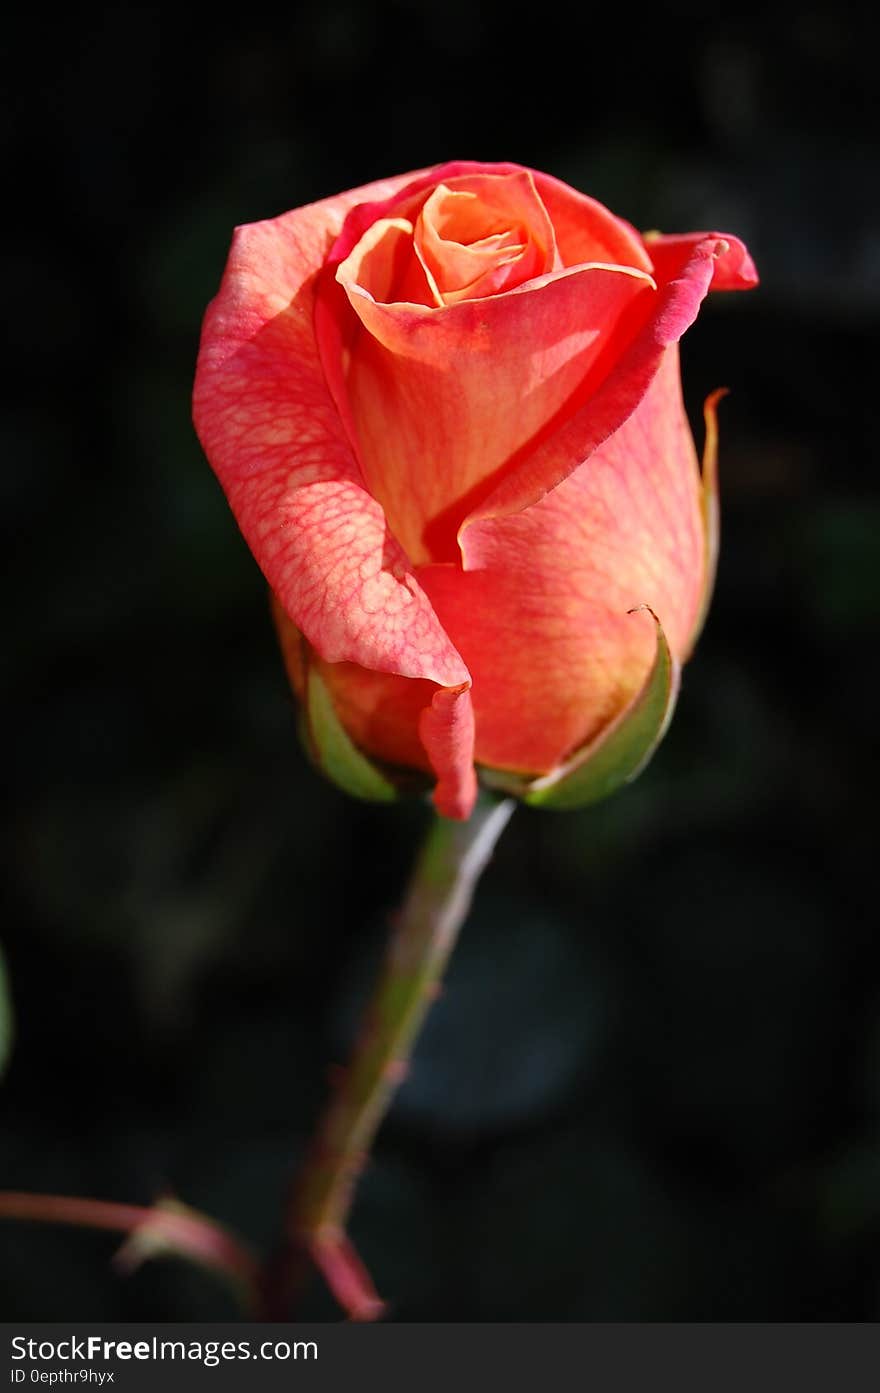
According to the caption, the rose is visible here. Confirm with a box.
[193,160,756,820]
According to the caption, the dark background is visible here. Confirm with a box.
[3,3,878,1320]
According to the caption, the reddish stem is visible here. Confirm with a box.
[0,1190,259,1306]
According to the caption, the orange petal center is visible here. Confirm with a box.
[341,170,561,309]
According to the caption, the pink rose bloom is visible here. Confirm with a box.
[194,161,757,819]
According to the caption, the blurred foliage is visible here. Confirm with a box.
[2,1,879,1321]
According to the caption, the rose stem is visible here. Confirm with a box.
[265,791,516,1321]
[0,1190,260,1307]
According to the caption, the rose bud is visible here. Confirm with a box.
[193,161,757,820]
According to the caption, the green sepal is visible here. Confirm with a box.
[302,665,399,804]
[686,387,726,658]
[481,608,680,811]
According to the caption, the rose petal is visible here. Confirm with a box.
[312,657,477,820]
[193,170,478,816]
[419,683,478,820]
[336,215,435,307]
[323,161,548,272]
[414,170,558,302]
[529,167,654,273]
[457,233,746,550]
[193,169,467,690]
[643,230,759,290]
[307,657,436,775]
[333,257,656,564]
[419,346,704,775]
[272,600,478,819]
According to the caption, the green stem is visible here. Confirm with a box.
[274,792,515,1320]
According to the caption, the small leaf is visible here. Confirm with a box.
[483,609,680,811]
[0,942,13,1079]
[304,665,398,804]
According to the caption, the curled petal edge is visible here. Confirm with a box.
[419,683,478,820]
[481,609,680,810]
[643,230,759,291]
[459,236,739,552]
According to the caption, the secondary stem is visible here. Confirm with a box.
[270,791,515,1320]
[0,1191,260,1307]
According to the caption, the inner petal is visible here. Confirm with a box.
[414,171,558,304]
[338,215,435,307]
[335,260,656,565]
[419,192,527,295]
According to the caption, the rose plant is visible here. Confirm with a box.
[0,164,757,1323]
[193,160,756,821]
[190,161,756,1317]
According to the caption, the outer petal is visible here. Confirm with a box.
[529,167,654,273]
[458,234,743,552]
[643,230,759,291]
[419,684,478,820]
[418,346,704,775]
[193,171,478,816]
[483,609,681,809]
[193,169,467,684]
